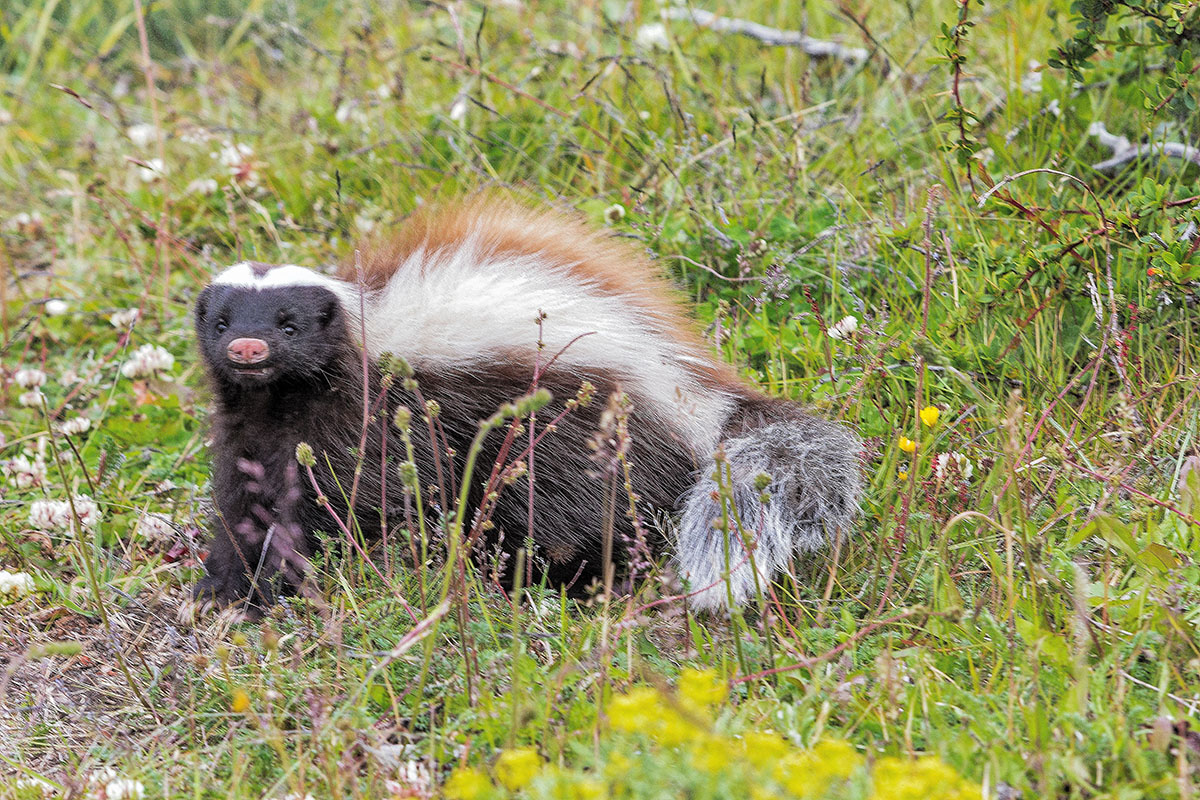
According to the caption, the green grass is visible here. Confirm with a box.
[2,0,1200,797]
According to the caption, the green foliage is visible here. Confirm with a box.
[3,0,1200,797]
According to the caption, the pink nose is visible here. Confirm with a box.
[227,337,270,364]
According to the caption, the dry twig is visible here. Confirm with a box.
[661,8,868,64]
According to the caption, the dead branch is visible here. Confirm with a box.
[1088,121,1200,173]
[661,7,868,64]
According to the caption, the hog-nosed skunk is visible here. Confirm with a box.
[192,198,861,613]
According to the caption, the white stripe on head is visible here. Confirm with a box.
[211,262,366,331]
[213,262,355,292]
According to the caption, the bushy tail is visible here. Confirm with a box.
[676,410,862,611]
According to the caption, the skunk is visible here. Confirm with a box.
[192,198,860,613]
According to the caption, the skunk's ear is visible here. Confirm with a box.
[195,286,213,323]
[318,299,340,328]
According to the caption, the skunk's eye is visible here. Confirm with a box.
[281,323,297,336]
[215,319,228,334]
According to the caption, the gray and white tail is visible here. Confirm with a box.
[677,408,862,611]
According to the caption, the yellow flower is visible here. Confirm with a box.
[776,740,864,798]
[494,748,541,790]
[898,436,917,453]
[898,470,909,481]
[608,686,662,734]
[920,406,941,427]
[444,767,490,800]
[678,667,728,709]
[230,688,250,713]
[870,755,980,800]
[740,731,790,767]
[608,685,702,745]
[689,734,734,773]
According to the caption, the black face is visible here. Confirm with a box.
[195,283,347,391]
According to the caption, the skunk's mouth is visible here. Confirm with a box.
[228,364,275,380]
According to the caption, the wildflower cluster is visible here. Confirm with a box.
[29,496,101,532]
[0,568,36,598]
[437,669,979,800]
[120,344,175,379]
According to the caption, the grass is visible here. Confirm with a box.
[2,0,1200,797]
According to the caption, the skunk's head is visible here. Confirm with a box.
[196,262,359,391]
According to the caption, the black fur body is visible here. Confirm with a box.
[193,280,697,609]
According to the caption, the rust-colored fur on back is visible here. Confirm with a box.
[338,196,741,389]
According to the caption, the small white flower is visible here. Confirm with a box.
[103,778,145,800]
[934,451,974,481]
[604,203,626,224]
[0,569,36,596]
[59,416,91,436]
[639,110,651,121]
[375,83,391,100]
[1045,99,1061,118]
[29,496,99,532]
[448,95,468,123]
[217,141,254,167]
[216,142,259,187]
[1020,60,1043,94]
[134,158,167,182]
[18,389,45,407]
[29,499,71,531]
[45,298,69,316]
[136,513,175,543]
[827,315,859,340]
[110,308,140,328]
[0,105,12,125]
[5,453,46,489]
[121,344,175,379]
[186,177,219,196]
[127,123,158,148]
[14,368,47,388]
[636,22,670,50]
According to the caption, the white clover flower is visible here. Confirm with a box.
[59,416,91,436]
[134,158,167,182]
[5,453,47,489]
[827,315,859,340]
[135,513,175,543]
[216,142,258,187]
[14,368,47,388]
[121,344,175,379]
[103,778,145,800]
[45,299,69,316]
[217,141,253,166]
[29,496,99,532]
[0,569,36,597]
[604,203,626,224]
[127,123,158,148]
[934,451,974,481]
[29,499,70,531]
[186,177,219,196]
[74,495,101,530]
[636,22,670,50]
[18,389,45,407]
[110,308,140,328]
